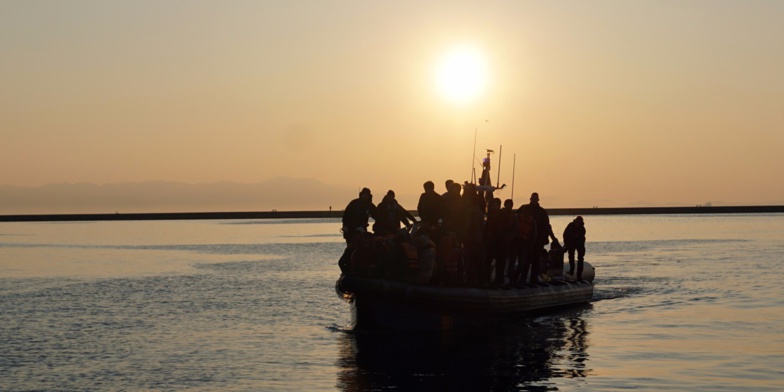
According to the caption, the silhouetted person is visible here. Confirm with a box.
[441,182,463,236]
[442,179,454,197]
[501,199,518,284]
[373,190,416,236]
[342,188,377,244]
[417,181,443,228]
[511,204,537,286]
[517,192,557,284]
[485,198,513,287]
[461,183,486,286]
[563,216,587,281]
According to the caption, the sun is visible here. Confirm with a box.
[435,45,488,104]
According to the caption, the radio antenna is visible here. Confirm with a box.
[470,127,477,183]
[496,145,502,188]
[511,153,516,200]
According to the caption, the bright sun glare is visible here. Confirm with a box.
[435,45,488,105]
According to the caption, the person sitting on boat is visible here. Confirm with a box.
[342,187,378,244]
[563,216,587,282]
[517,192,558,285]
[417,180,444,236]
[373,190,417,236]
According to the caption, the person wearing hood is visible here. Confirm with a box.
[373,190,417,236]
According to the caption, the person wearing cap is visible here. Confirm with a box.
[342,188,377,244]
[563,216,587,281]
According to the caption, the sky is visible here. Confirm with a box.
[2,1,783,212]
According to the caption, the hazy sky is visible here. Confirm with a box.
[2,1,783,209]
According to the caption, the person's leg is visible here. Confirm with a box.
[576,244,586,280]
[567,246,576,275]
[516,245,532,285]
[530,246,543,284]
[506,242,517,283]
[494,248,507,286]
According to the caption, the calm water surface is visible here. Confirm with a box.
[1,214,783,391]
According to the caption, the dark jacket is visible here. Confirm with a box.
[484,207,514,247]
[417,190,443,225]
[460,189,486,244]
[518,203,553,245]
[374,198,415,236]
[563,221,586,246]
[441,190,463,234]
[342,198,377,232]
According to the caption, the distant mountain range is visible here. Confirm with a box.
[3,179,780,216]
[0,177,357,215]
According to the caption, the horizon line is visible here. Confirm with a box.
[1,205,783,222]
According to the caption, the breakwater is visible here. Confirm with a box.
[1,205,782,222]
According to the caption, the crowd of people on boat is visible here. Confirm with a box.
[339,180,587,288]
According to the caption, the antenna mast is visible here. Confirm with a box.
[470,128,477,183]
[496,145,502,188]
[511,153,516,200]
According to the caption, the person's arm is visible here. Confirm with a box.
[342,200,354,226]
[399,204,416,227]
[545,214,558,242]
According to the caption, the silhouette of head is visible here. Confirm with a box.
[359,188,372,200]
[530,192,540,204]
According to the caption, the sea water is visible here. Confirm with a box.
[1,214,782,391]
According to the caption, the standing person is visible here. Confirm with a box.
[461,183,486,286]
[441,182,463,236]
[563,216,587,282]
[485,198,511,288]
[417,181,443,228]
[442,179,454,197]
[517,192,558,285]
[511,205,537,286]
[373,190,417,236]
[500,199,518,283]
[341,188,377,244]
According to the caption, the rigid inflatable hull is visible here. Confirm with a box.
[339,277,593,331]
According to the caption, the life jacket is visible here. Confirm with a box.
[418,246,436,283]
[348,235,381,277]
[437,232,461,274]
[515,213,536,242]
[400,241,419,271]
